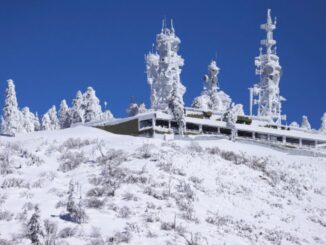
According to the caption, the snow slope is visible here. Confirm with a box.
[0,126,326,244]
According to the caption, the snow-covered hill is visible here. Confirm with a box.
[0,126,326,245]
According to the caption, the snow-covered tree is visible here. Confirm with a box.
[70,90,85,124]
[42,106,60,131]
[26,205,43,245]
[191,94,210,111]
[233,104,245,116]
[59,100,71,129]
[41,114,51,131]
[224,103,238,141]
[169,81,185,136]
[192,60,231,113]
[320,113,326,134]
[127,102,147,117]
[301,115,311,130]
[138,103,147,114]
[21,107,36,133]
[127,102,139,117]
[146,20,186,111]
[83,87,102,123]
[289,121,299,128]
[1,79,23,135]
[33,113,41,131]
[100,110,113,121]
[66,180,87,224]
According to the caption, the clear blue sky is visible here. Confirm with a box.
[0,0,325,128]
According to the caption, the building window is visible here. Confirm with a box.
[270,135,283,142]
[202,125,218,134]
[220,128,231,135]
[171,121,178,129]
[186,123,200,131]
[155,119,169,128]
[255,133,268,140]
[286,137,299,144]
[238,130,253,138]
[302,139,315,146]
[139,119,153,129]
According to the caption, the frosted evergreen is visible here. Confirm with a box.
[21,107,36,133]
[70,90,85,124]
[26,206,43,245]
[42,106,60,131]
[320,113,326,134]
[59,99,71,129]
[289,121,300,128]
[169,81,185,136]
[127,102,147,117]
[1,79,23,135]
[301,115,311,130]
[83,87,102,123]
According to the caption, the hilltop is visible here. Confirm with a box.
[0,126,325,244]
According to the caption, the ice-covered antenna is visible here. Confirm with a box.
[151,43,155,53]
[104,101,107,110]
[130,96,135,104]
[170,19,175,33]
[274,46,277,55]
[161,17,166,32]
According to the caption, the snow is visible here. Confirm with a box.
[0,126,325,244]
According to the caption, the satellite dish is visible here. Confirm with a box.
[203,74,209,82]
[263,65,274,75]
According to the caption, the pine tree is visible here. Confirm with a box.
[33,113,41,131]
[225,103,238,141]
[21,107,36,133]
[41,113,51,131]
[100,110,113,121]
[1,79,23,135]
[48,106,60,130]
[83,87,102,123]
[127,102,139,117]
[127,100,147,117]
[169,82,185,136]
[66,180,76,217]
[26,205,43,245]
[320,113,326,134]
[66,180,87,224]
[289,121,299,128]
[301,115,311,130]
[59,100,71,129]
[42,106,60,131]
[70,90,85,124]
[138,103,147,114]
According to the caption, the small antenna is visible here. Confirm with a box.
[171,19,175,32]
[161,16,166,32]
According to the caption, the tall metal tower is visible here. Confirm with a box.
[249,9,286,124]
[145,19,185,111]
